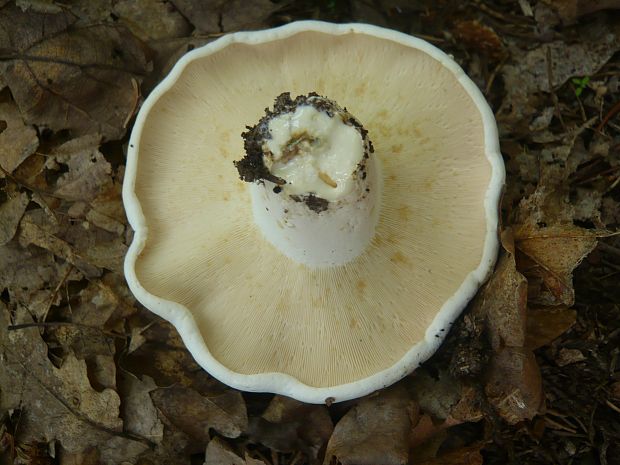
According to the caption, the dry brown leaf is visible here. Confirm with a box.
[205,437,267,465]
[88,354,117,391]
[472,251,528,350]
[323,385,416,465]
[452,20,504,61]
[514,223,597,306]
[408,369,462,420]
[543,0,620,24]
[0,305,149,460]
[119,373,164,444]
[0,191,29,245]
[503,37,619,96]
[247,395,333,461]
[0,242,80,318]
[150,384,248,444]
[556,348,586,366]
[0,5,149,140]
[19,208,127,276]
[113,0,191,41]
[51,135,112,202]
[525,306,577,350]
[170,0,277,33]
[86,178,127,235]
[0,100,39,175]
[415,442,484,465]
[485,347,543,424]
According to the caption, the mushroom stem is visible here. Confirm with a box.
[237,93,381,268]
[251,156,381,268]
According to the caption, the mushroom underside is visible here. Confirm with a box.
[131,31,492,388]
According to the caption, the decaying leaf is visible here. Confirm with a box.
[170,0,277,33]
[471,251,528,351]
[503,35,619,96]
[50,135,112,202]
[0,5,149,140]
[485,347,543,424]
[205,437,267,465]
[119,373,164,444]
[525,306,577,350]
[0,100,39,175]
[150,384,248,445]
[408,370,462,420]
[452,20,504,60]
[542,0,620,24]
[415,442,484,465]
[514,223,598,306]
[18,208,127,276]
[0,191,29,245]
[0,305,148,460]
[324,385,416,465]
[247,395,333,461]
[113,0,191,41]
[0,242,80,319]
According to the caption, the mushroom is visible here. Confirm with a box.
[123,21,505,403]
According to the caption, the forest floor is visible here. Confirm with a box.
[0,1,619,464]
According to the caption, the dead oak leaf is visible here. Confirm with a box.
[542,0,620,24]
[0,305,146,456]
[485,347,543,425]
[525,306,577,350]
[415,442,484,465]
[0,5,149,140]
[514,223,598,306]
[170,0,277,33]
[150,384,248,446]
[323,385,416,465]
[247,395,333,462]
[0,100,39,175]
[0,241,80,319]
[50,134,112,202]
[205,436,267,465]
[0,191,29,245]
[119,373,164,445]
[471,250,528,350]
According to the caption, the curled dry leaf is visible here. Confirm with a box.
[485,347,543,425]
[0,100,39,175]
[0,5,149,140]
[150,385,248,445]
[323,385,416,465]
[472,251,528,351]
[514,223,598,306]
[247,395,333,462]
[0,191,29,245]
[452,20,504,61]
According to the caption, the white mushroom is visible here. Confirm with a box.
[123,21,505,404]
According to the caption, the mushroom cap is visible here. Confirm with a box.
[123,21,505,403]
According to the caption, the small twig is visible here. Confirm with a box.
[0,165,65,200]
[485,54,508,96]
[41,265,74,322]
[546,47,566,130]
[7,321,128,339]
[597,99,620,132]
